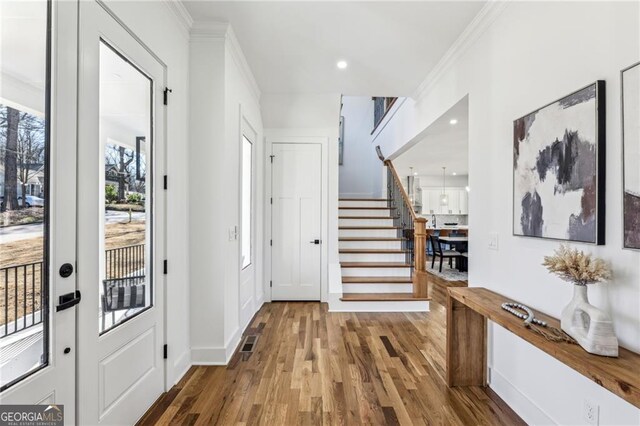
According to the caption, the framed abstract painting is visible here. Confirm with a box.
[622,62,640,250]
[513,81,606,244]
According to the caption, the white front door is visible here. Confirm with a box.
[271,143,322,300]
[76,2,165,424]
[0,1,77,422]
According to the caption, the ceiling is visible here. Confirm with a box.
[183,1,485,96]
[391,96,468,177]
[0,1,47,114]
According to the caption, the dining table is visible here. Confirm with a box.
[437,236,468,272]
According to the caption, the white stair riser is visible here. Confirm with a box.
[339,229,398,238]
[339,218,394,227]
[339,253,407,263]
[338,240,403,250]
[339,200,389,208]
[341,267,411,277]
[341,284,413,293]
[339,209,392,217]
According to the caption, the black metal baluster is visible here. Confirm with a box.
[14,267,18,334]
[31,264,35,326]
[4,269,8,335]
[23,265,27,329]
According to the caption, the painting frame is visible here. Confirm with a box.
[622,62,640,250]
[512,81,606,245]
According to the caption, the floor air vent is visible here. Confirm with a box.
[239,335,259,353]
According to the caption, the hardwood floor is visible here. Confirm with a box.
[138,302,524,425]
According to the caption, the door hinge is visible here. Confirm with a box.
[270,239,272,246]
[269,155,275,163]
[270,197,272,204]
[163,88,172,105]
[163,175,167,190]
[163,344,168,359]
[270,280,272,288]
[163,260,167,274]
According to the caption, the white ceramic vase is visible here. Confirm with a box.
[561,284,619,357]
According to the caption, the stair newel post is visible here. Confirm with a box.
[413,217,429,298]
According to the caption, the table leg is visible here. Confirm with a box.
[446,295,487,387]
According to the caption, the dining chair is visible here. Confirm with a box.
[429,235,461,273]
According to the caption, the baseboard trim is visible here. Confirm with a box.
[489,367,556,425]
[191,299,265,366]
[172,349,192,385]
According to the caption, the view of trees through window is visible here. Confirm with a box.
[104,142,146,208]
[0,105,46,216]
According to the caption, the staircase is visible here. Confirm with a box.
[338,198,429,302]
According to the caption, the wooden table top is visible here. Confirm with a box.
[448,287,640,408]
[438,236,469,242]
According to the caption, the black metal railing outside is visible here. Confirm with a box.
[0,244,146,338]
[1,262,44,337]
[105,243,145,280]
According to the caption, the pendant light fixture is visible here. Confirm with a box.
[440,166,449,206]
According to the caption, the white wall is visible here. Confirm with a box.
[103,0,192,387]
[375,2,640,424]
[188,22,264,365]
[338,96,382,198]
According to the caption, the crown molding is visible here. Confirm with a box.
[412,0,510,100]
[190,21,261,102]
[190,20,230,39]
[162,0,194,36]
[225,26,262,102]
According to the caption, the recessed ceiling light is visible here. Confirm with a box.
[452,172,457,176]
[414,172,418,176]
[465,186,470,192]
[336,60,348,69]
[449,119,458,125]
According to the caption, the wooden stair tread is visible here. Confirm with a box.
[342,276,413,283]
[339,226,401,230]
[340,262,411,268]
[340,293,429,302]
[339,237,406,241]
[339,198,391,201]
[339,249,408,254]
[339,206,395,210]
[338,216,394,219]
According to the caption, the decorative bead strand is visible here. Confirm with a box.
[501,302,547,327]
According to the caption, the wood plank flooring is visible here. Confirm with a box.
[138,302,524,425]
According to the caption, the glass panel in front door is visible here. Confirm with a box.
[99,41,152,334]
[0,0,50,391]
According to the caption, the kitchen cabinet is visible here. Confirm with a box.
[421,187,468,214]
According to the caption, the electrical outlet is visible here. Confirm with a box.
[584,399,599,426]
[488,232,499,250]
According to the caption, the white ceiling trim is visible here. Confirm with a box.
[226,26,261,102]
[190,21,261,102]
[412,0,510,101]
[162,0,194,35]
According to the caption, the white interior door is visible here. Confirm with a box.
[271,143,322,300]
[76,2,165,424]
[239,119,256,328]
[0,1,77,422]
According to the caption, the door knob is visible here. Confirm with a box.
[309,239,321,245]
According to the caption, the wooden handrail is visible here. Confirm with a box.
[384,159,429,298]
[384,159,417,222]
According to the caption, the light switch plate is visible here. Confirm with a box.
[488,232,499,250]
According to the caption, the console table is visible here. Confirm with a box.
[446,287,640,408]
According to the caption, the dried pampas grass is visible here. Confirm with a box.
[542,244,611,286]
